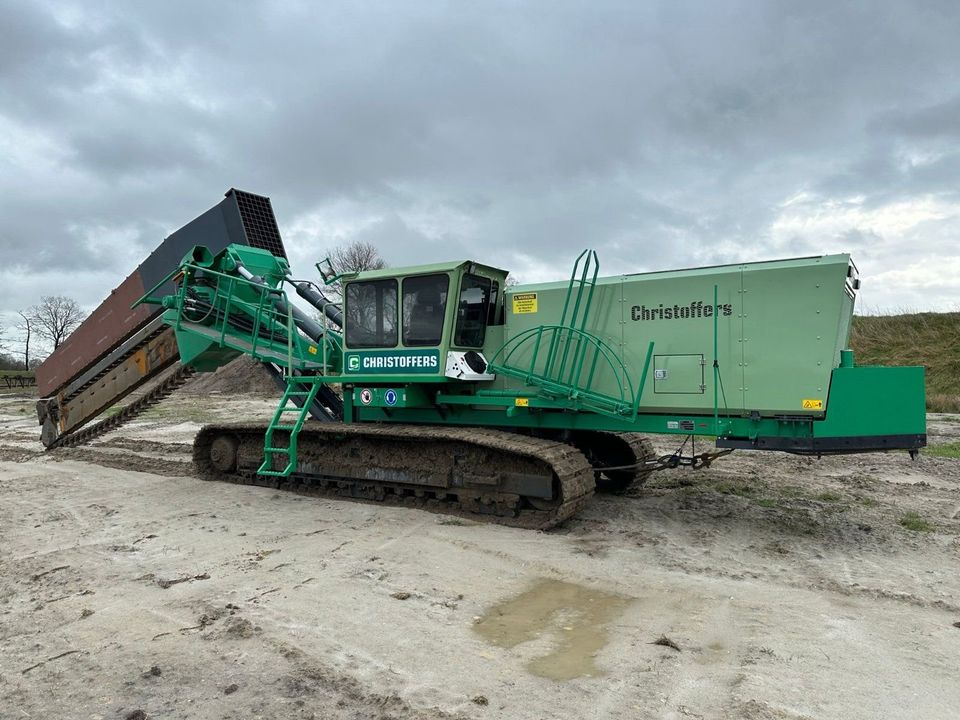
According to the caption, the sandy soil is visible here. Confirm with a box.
[1,389,958,720]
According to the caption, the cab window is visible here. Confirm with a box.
[487,281,501,326]
[454,274,492,347]
[345,279,397,348]
[402,274,448,346]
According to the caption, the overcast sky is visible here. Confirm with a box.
[1,0,958,352]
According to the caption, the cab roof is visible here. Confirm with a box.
[348,259,508,282]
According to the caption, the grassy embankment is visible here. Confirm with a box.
[850,312,959,413]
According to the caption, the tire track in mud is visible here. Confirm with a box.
[0,446,42,463]
[443,518,960,616]
[654,554,960,614]
[49,448,193,477]
[94,438,195,454]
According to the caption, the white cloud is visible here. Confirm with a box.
[771,194,954,241]
[1,0,959,320]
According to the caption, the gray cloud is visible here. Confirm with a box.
[2,0,959,355]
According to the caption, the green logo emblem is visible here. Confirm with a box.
[344,349,440,374]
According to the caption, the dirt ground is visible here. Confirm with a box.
[1,389,958,720]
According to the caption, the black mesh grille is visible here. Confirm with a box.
[230,189,287,259]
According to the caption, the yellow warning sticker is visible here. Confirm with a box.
[802,399,823,410]
[308,346,318,355]
[512,293,538,314]
[514,398,530,407]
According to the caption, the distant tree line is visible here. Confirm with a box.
[0,296,86,371]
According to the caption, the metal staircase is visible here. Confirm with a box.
[257,376,322,477]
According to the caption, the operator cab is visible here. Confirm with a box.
[340,260,508,381]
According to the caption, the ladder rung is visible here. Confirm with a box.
[260,378,320,478]
[257,467,293,477]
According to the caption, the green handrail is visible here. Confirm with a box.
[556,250,599,385]
[156,261,323,371]
[488,324,653,420]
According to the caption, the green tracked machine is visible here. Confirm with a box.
[133,238,926,529]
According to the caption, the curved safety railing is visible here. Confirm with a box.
[487,324,654,420]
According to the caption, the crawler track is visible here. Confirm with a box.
[604,432,657,492]
[569,431,657,493]
[194,422,597,529]
[48,366,195,450]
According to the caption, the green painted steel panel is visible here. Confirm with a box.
[816,365,926,438]
[499,254,857,419]
[352,385,432,408]
[653,354,705,394]
[741,258,852,413]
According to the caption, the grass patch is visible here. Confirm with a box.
[712,480,758,498]
[858,496,879,507]
[711,480,789,509]
[778,485,806,498]
[899,511,936,532]
[927,394,960,413]
[925,442,960,459]
[816,491,843,502]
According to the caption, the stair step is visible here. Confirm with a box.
[257,467,293,477]
[257,378,322,478]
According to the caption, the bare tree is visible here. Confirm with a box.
[327,240,386,276]
[319,240,387,301]
[16,311,33,371]
[30,296,86,351]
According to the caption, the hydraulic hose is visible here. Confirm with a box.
[289,277,343,329]
[234,264,328,344]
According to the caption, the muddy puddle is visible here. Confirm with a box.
[473,578,632,681]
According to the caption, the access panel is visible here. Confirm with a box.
[653,354,705,394]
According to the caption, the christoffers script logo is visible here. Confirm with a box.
[631,301,733,321]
